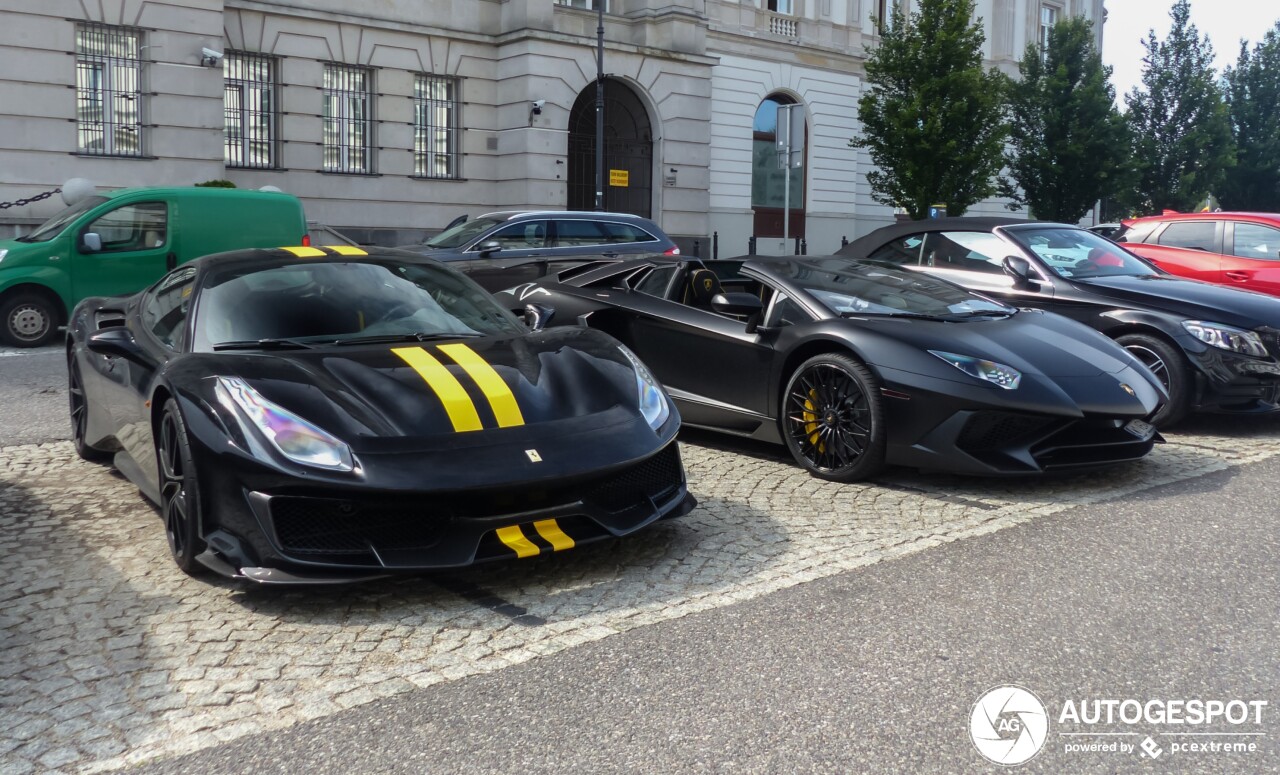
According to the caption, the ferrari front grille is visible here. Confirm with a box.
[269,497,447,557]
[586,444,683,513]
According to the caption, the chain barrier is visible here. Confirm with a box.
[0,188,62,210]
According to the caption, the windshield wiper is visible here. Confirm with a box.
[952,309,1015,318]
[839,311,946,321]
[332,332,483,346]
[213,338,313,351]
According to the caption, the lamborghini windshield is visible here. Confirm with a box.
[192,258,523,351]
[1008,226,1158,279]
[775,258,1015,319]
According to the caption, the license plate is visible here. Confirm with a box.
[1124,418,1155,438]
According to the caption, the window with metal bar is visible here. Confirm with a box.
[75,22,144,156]
[554,0,609,9]
[224,52,279,169]
[1040,5,1060,54]
[413,75,460,179]
[323,64,374,173]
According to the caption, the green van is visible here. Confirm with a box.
[0,186,308,346]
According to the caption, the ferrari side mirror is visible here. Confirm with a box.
[86,327,146,363]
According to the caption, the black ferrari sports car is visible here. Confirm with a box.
[487,255,1166,482]
[839,218,1280,426]
[67,245,694,583]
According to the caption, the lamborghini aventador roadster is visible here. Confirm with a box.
[488,255,1167,482]
[66,245,694,583]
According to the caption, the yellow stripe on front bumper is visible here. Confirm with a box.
[496,525,540,558]
[532,519,575,552]
[281,246,327,257]
[437,343,525,428]
[392,346,483,432]
[324,245,368,255]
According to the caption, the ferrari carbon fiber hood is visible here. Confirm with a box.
[1077,274,1280,327]
[193,327,643,443]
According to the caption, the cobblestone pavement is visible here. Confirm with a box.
[3,422,1279,774]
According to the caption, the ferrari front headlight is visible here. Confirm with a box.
[929,350,1022,390]
[215,376,354,471]
[618,345,670,431]
[1181,321,1269,357]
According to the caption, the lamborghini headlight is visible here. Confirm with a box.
[215,377,354,471]
[618,345,670,430]
[929,350,1022,390]
[1181,321,1269,357]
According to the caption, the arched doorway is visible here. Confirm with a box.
[752,94,806,238]
[567,79,653,217]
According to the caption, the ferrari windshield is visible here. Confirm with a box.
[423,216,506,249]
[18,196,108,242]
[777,258,1015,318]
[1008,226,1157,279]
[192,258,523,351]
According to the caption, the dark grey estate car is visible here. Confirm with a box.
[398,210,681,292]
[402,210,680,263]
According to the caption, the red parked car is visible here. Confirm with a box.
[1116,212,1280,296]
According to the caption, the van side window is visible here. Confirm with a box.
[143,266,197,349]
[85,202,168,253]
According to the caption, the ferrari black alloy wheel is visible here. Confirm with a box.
[68,357,111,463]
[782,353,886,482]
[1116,333,1188,427]
[157,399,207,575]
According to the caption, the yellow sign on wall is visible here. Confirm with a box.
[609,169,629,187]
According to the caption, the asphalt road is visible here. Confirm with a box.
[121,455,1278,775]
[0,344,65,445]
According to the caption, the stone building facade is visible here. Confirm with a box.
[0,0,1105,253]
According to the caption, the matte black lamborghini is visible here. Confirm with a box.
[488,255,1167,481]
[66,246,693,583]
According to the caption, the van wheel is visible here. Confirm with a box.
[1,293,59,347]
[1116,333,1190,427]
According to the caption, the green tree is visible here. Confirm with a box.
[1001,16,1131,223]
[851,0,1008,219]
[1124,0,1233,214]
[1221,22,1280,211]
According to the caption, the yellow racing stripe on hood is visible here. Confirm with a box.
[281,246,327,258]
[437,343,525,428]
[496,525,540,558]
[325,245,368,255]
[392,346,482,432]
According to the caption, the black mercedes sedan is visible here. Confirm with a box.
[840,218,1280,426]
[66,246,694,583]
[489,255,1166,482]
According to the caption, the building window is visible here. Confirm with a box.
[1040,5,1059,52]
[768,0,795,13]
[75,23,144,156]
[323,64,374,173]
[751,95,806,239]
[224,52,279,169]
[414,75,460,179]
[554,0,609,9]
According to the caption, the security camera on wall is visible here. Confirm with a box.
[200,47,224,67]
[531,99,546,115]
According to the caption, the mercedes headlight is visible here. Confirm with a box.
[215,377,355,471]
[929,350,1022,389]
[1181,321,1269,357]
[618,346,670,430]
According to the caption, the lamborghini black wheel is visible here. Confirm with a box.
[68,357,112,463]
[782,353,886,482]
[1116,333,1189,427]
[157,399,207,576]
